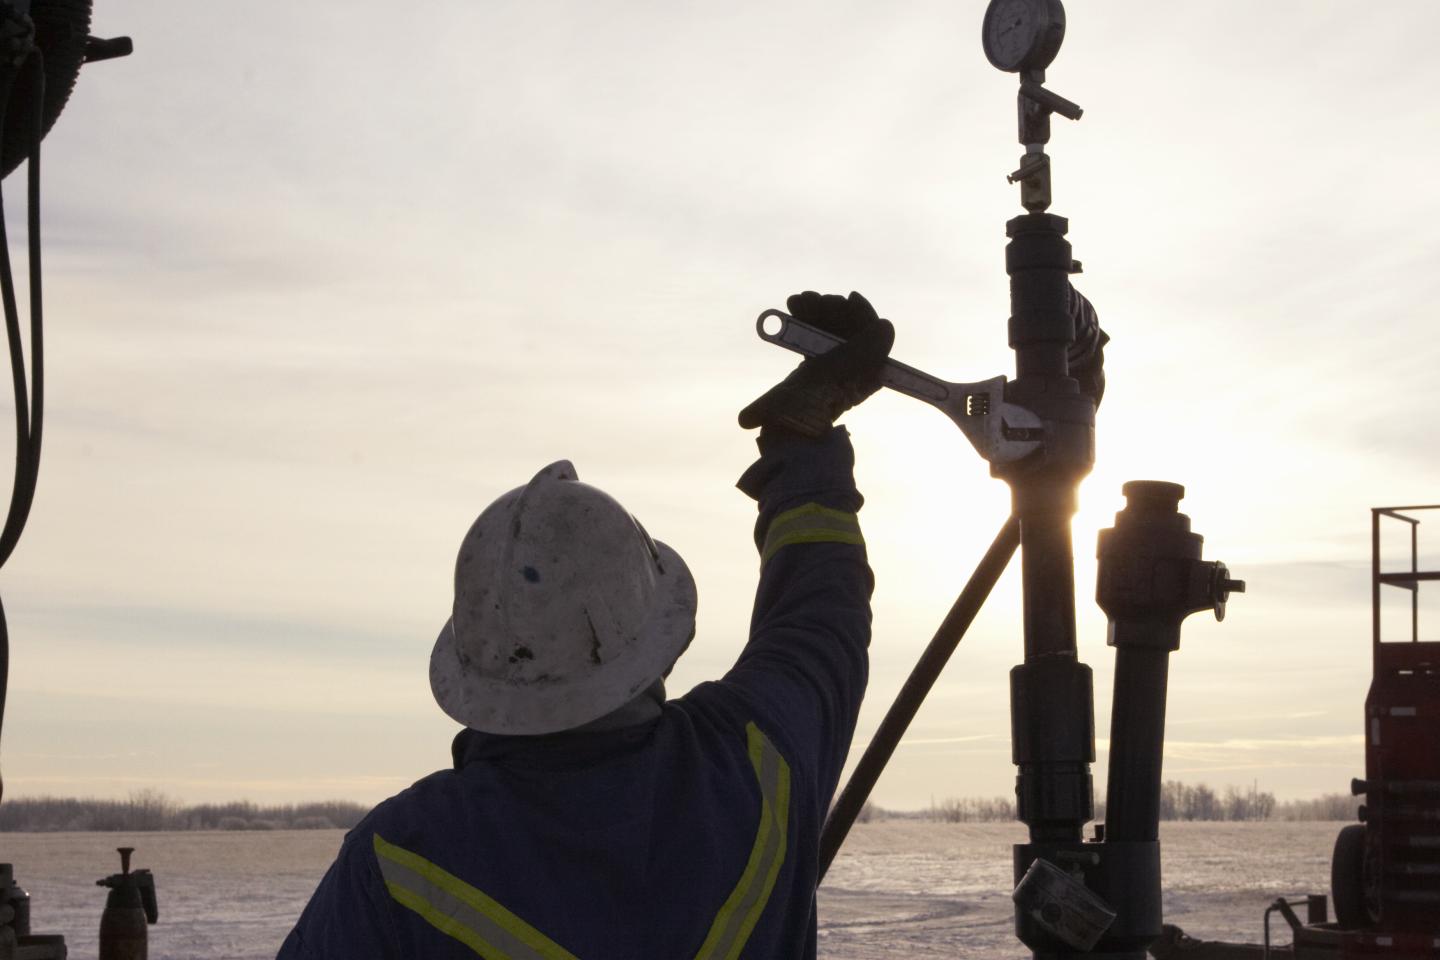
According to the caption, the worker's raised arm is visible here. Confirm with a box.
[722,291,893,801]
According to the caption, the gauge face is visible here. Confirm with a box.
[982,0,1064,73]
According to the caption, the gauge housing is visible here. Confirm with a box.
[982,0,1065,73]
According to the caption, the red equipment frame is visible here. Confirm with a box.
[1150,506,1440,960]
[1351,506,1440,936]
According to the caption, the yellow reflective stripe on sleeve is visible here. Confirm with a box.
[692,722,792,960]
[372,832,579,960]
[760,502,864,564]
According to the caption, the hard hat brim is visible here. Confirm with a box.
[429,539,697,735]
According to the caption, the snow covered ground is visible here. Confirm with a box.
[0,820,1342,958]
[816,821,1337,958]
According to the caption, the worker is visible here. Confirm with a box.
[278,289,1104,959]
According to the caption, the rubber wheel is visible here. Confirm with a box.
[1331,822,1368,928]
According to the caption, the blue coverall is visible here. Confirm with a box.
[278,426,872,959]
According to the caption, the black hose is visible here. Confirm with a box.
[0,593,7,803]
[0,50,46,803]
[0,0,105,806]
[0,72,29,564]
[16,52,42,549]
[0,52,41,567]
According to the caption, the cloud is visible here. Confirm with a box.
[2,0,1436,807]
[1162,736,1364,763]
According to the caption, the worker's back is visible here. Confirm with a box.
[280,426,873,959]
[318,678,828,958]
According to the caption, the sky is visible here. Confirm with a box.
[0,0,1436,811]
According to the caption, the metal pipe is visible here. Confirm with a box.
[1372,509,1381,667]
[1104,646,1170,841]
[1412,522,1419,643]
[1018,490,1080,661]
[1001,211,1096,859]
[818,516,1020,881]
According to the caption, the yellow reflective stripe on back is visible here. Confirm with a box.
[760,502,864,564]
[692,722,792,960]
[373,832,579,960]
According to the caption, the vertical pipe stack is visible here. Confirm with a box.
[998,209,1098,856]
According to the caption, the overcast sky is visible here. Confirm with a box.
[0,0,1436,811]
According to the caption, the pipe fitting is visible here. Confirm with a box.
[1096,481,1245,651]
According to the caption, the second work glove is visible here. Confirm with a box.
[739,291,895,439]
[1067,285,1108,407]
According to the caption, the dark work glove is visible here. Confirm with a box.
[1067,285,1109,406]
[739,291,895,438]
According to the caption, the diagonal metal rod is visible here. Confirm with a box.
[819,516,1021,881]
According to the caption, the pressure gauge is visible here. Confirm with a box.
[982,0,1066,73]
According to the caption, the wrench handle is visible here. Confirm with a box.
[755,310,952,405]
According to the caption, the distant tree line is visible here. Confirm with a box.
[1155,781,1361,822]
[0,790,370,832]
[929,796,1016,823]
[5,781,1364,832]
[1272,792,1363,822]
[1159,781,1273,821]
[852,781,1362,824]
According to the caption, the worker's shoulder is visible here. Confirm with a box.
[338,768,464,848]
[666,678,754,734]
[667,680,809,780]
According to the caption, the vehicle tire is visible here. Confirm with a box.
[1332,823,1368,928]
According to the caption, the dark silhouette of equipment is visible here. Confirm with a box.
[1009,484,1241,959]
[1150,505,1440,960]
[0,2,130,957]
[770,5,1248,960]
[96,847,158,960]
[0,862,64,958]
[1344,505,1440,936]
[0,0,131,179]
[0,0,131,791]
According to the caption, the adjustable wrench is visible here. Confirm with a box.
[755,309,1043,464]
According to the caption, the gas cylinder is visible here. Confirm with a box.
[95,847,157,960]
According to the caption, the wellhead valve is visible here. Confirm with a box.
[1097,481,1246,651]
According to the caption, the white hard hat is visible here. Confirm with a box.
[430,460,698,735]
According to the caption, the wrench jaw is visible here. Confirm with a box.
[939,377,1044,465]
[990,404,1046,464]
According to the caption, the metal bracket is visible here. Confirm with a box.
[755,309,1043,464]
[1013,857,1116,951]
